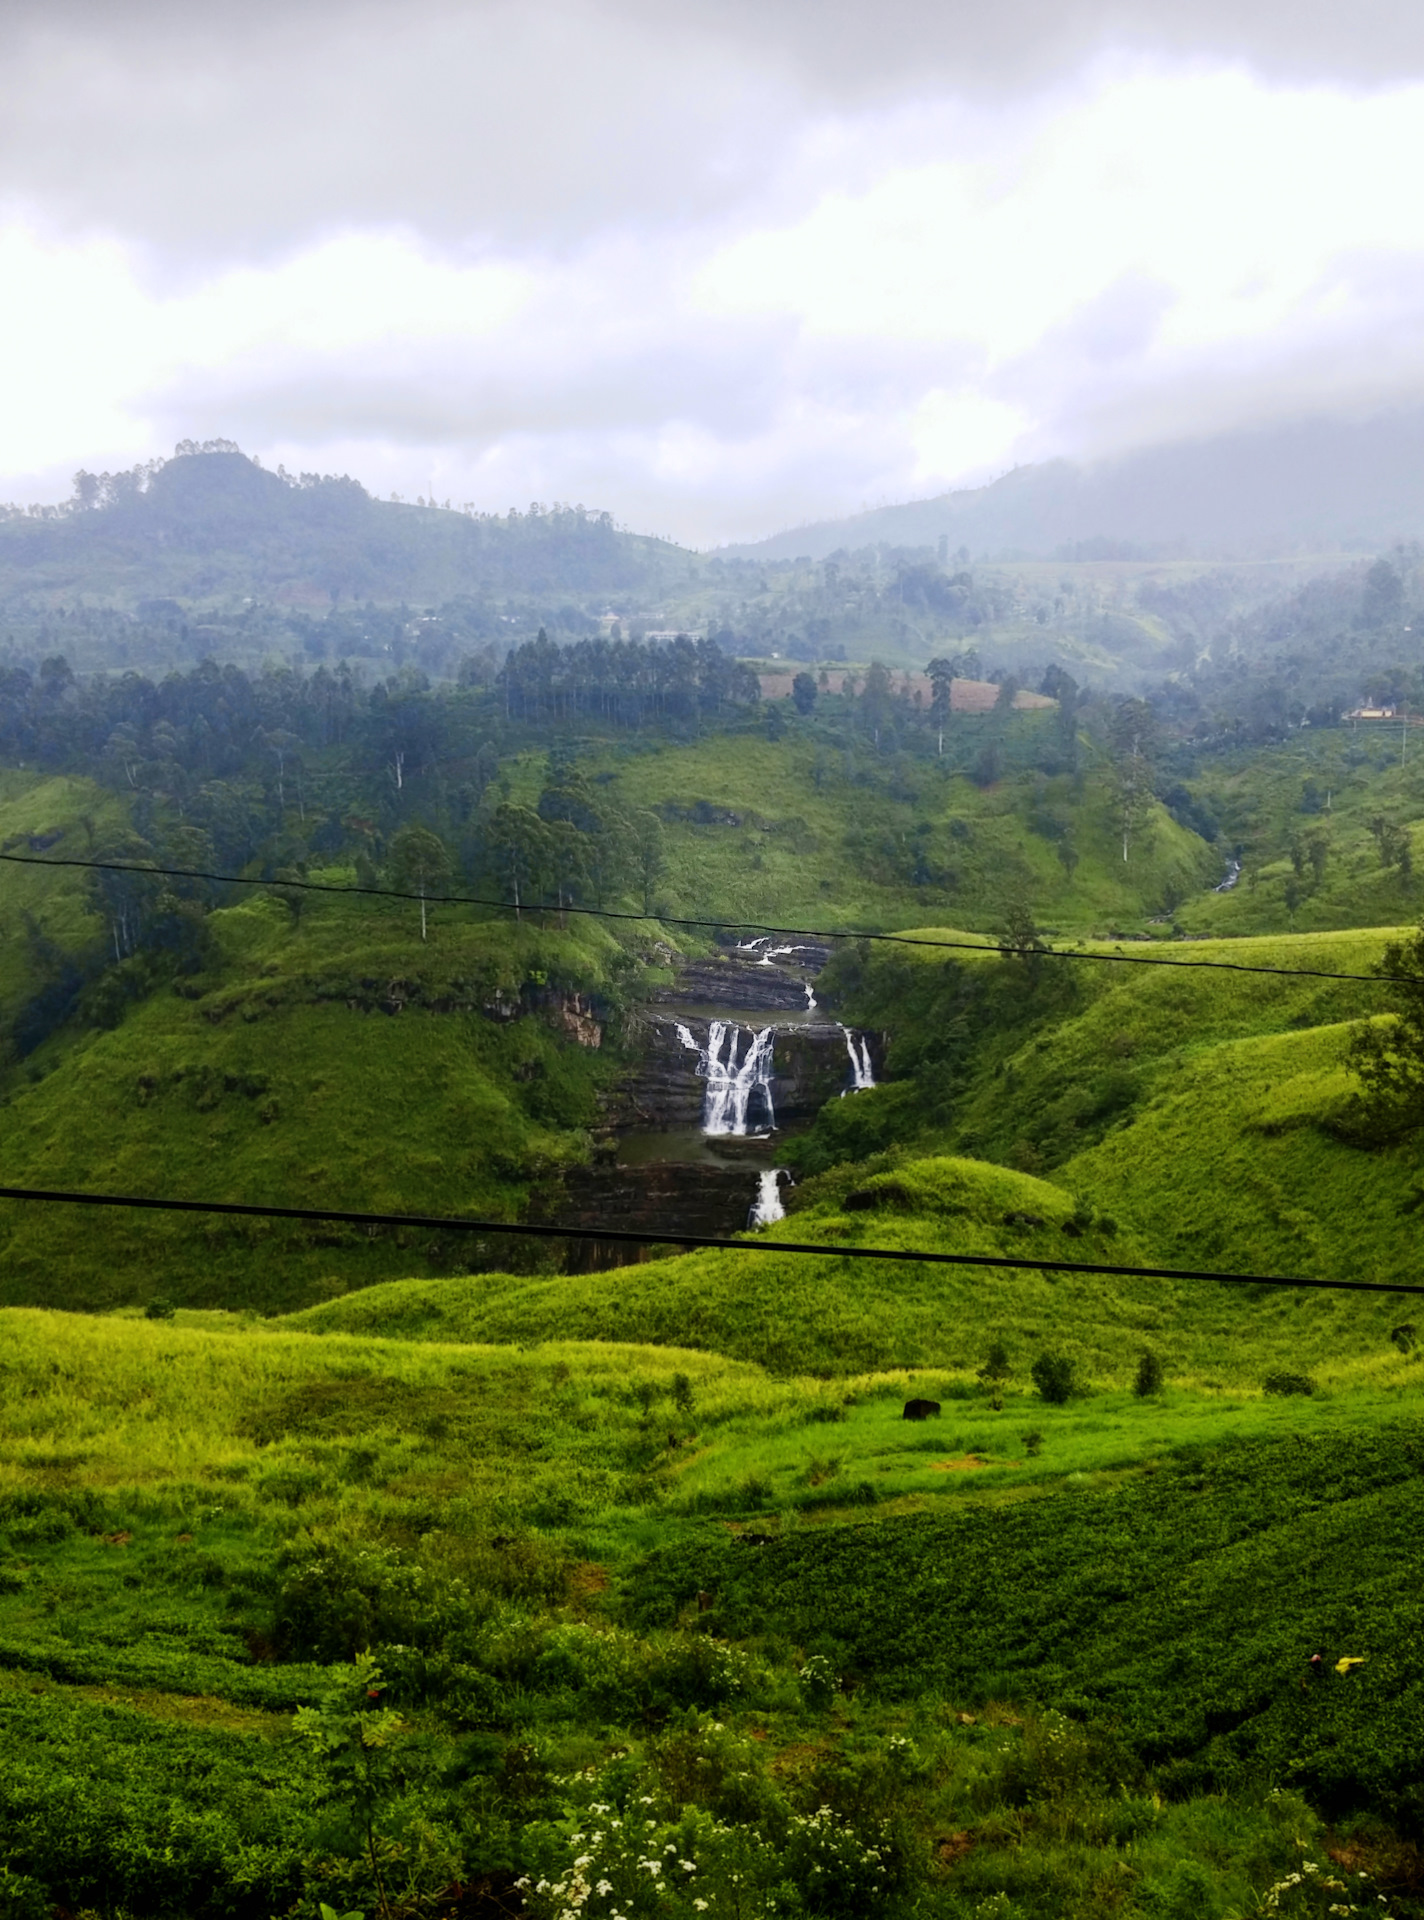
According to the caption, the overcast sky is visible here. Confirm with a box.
[6,0,1424,545]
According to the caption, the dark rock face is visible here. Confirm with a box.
[660,955,812,1011]
[553,1160,765,1270]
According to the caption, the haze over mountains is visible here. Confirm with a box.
[731,409,1424,562]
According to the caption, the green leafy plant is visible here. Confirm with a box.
[1263,1371,1316,1397]
[977,1339,1013,1410]
[1030,1352,1076,1405]
[1134,1349,1164,1397]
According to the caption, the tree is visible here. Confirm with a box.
[385,823,451,942]
[791,671,818,716]
[859,660,895,749]
[485,802,552,922]
[927,657,956,753]
[1133,1350,1164,1397]
[1030,1352,1076,1405]
[997,901,1047,984]
[630,809,665,916]
[1362,557,1405,629]
[1345,919,1424,1134]
[977,1339,1013,1410]
[1107,698,1157,864]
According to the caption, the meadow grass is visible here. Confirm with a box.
[288,1147,1420,1386]
[0,892,632,1310]
[504,728,1217,935]
[0,771,128,1029]
[3,1303,1421,1918]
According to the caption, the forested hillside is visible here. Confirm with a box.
[0,444,687,610]
[6,588,1424,1920]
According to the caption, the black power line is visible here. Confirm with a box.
[0,850,1410,986]
[1,1183,1419,1295]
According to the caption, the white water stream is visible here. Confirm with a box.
[748,1168,788,1226]
[701,1020,777,1134]
[841,1027,875,1092]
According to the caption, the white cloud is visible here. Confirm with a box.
[9,13,1424,543]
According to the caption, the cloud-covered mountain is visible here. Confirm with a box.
[729,410,1424,562]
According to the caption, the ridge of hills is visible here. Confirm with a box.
[0,444,689,613]
[730,406,1424,562]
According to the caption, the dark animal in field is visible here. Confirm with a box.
[903,1398,941,1421]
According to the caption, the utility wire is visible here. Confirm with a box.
[0,1183,1419,1296]
[0,850,1410,986]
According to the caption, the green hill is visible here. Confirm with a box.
[0,446,688,614]
[0,887,634,1312]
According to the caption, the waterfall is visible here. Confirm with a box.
[804,979,817,1011]
[674,1022,700,1052]
[701,1021,777,1135]
[748,1168,788,1227]
[841,1027,875,1093]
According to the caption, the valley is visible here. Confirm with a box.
[4,502,1424,1919]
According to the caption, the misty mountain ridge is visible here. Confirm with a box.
[0,442,687,610]
[731,407,1424,563]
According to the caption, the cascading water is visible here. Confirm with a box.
[701,1020,777,1135]
[748,1168,788,1226]
[841,1027,875,1093]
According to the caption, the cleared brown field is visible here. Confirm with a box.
[756,669,1055,711]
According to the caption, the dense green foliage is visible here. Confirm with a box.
[3,1298,1422,1920]
[8,552,1424,1920]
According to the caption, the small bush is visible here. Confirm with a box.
[1030,1352,1076,1405]
[977,1339,1013,1410]
[1263,1371,1316,1397]
[1134,1349,1164,1397]
[1022,1429,1044,1457]
[144,1297,176,1320]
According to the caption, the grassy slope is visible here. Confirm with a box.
[1178,729,1424,935]
[808,924,1424,1288]
[3,1300,1422,1917]
[286,1151,1414,1388]
[569,729,1216,933]
[0,891,627,1311]
[0,770,129,1033]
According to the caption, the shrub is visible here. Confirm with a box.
[272,1537,469,1661]
[1022,1429,1044,1457]
[144,1297,176,1320]
[1263,1371,1316,1397]
[1030,1352,1076,1405]
[977,1340,1013,1410]
[1134,1349,1164,1397]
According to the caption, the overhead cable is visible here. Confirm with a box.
[0,850,1410,986]
[0,1183,1419,1296]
